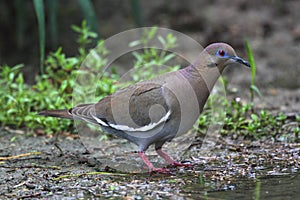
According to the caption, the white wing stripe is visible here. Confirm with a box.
[91,114,109,127]
[108,110,171,132]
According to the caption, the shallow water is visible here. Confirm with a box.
[50,173,300,200]
[183,174,300,200]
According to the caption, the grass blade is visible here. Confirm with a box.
[245,38,262,103]
[131,0,144,27]
[33,0,45,74]
[15,0,26,50]
[77,0,98,34]
[46,0,58,48]
[245,39,256,86]
[254,180,261,200]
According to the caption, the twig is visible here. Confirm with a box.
[0,163,61,170]
[54,143,63,156]
[0,152,42,161]
[53,171,129,180]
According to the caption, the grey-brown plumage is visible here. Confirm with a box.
[39,43,250,173]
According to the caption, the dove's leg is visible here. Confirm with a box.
[156,148,192,167]
[138,151,170,173]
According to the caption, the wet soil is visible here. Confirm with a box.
[0,129,299,199]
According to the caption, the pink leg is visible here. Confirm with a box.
[156,148,192,167]
[138,152,170,173]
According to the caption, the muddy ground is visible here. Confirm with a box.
[1,0,300,199]
[0,131,299,199]
[0,89,299,199]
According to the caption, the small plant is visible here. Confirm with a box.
[221,99,289,140]
[129,27,180,82]
[71,21,98,62]
[0,22,102,134]
[195,94,298,141]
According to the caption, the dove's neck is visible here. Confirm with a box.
[182,64,223,93]
[179,64,223,113]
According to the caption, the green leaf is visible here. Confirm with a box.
[10,136,17,142]
[129,40,141,47]
[145,27,157,42]
[276,113,287,121]
[158,36,166,46]
[251,114,259,121]
[6,94,17,103]
[250,85,263,98]
[9,72,15,82]
[59,80,68,93]
[71,24,81,33]
[162,53,175,63]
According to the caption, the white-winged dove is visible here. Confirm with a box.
[39,43,250,173]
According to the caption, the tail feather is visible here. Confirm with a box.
[38,109,73,120]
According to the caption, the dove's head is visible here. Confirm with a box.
[196,43,250,71]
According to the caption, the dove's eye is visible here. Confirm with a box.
[217,49,226,57]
